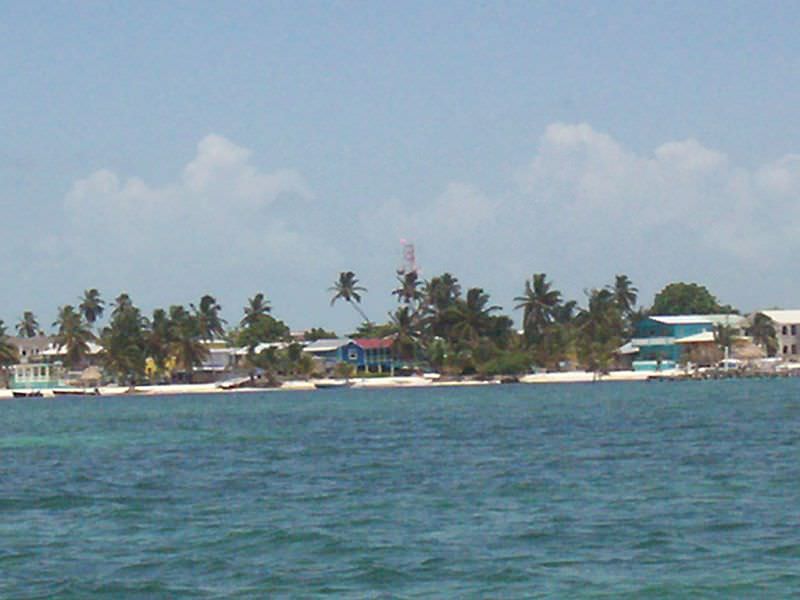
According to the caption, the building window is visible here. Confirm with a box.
[783,326,788,335]
[793,345,797,355]
[793,325,797,335]
[783,345,789,354]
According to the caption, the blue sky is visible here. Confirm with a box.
[3,2,800,332]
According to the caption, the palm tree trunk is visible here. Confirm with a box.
[348,300,370,324]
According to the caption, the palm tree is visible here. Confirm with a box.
[390,305,421,362]
[241,293,271,328]
[423,273,461,311]
[392,270,423,307]
[192,294,226,339]
[575,288,623,375]
[169,305,209,381]
[53,305,95,369]
[100,297,148,386]
[146,308,172,375]
[16,311,40,338]
[0,320,18,388]
[609,274,638,316]
[111,293,133,318]
[447,288,500,347]
[420,273,462,340]
[79,289,105,327]
[329,271,370,323]
[748,313,778,357]
[514,273,562,345]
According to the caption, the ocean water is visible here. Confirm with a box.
[1,381,799,598]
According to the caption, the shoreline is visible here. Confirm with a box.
[3,367,797,399]
[0,370,668,399]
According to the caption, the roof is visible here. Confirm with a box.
[674,331,716,344]
[616,341,639,355]
[649,314,744,326]
[42,341,103,356]
[354,337,394,350]
[302,338,352,353]
[758,310,800,324]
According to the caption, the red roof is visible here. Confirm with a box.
[354,337,394,350]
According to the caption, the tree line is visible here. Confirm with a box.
[0,274,766,382]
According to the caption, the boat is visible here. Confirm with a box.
[53,388,100,396]
[12,390,43,398]
[313,380,352,389]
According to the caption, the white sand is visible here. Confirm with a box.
[0,369,684,400]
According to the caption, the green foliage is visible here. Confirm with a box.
[333,362,355,379]
[167,305,210,379]
[515,273,562,346]
[192,294,226,339]
[16,311,40,338]
[651,282,735,315]
[478,350,531,376]
[0,320,19,366]
[330,272,370,323]
[101,296,149,384]
[79,289,105,327]
[575,288,624,373]
[748,313,778,357]
[304,327,337,341]
[53,304,95,368]
[351,321,394,338]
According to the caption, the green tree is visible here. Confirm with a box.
[147,308,172,377]
[111,293,133,318]
[609,274,637,315]
[651,282,734,315]
[420,273,462,340]
[304,327,337,341]
[514,273,562,346]
[101,297,149,385]
[0,320,19,387]
[236,294,290,355]
[168,305,209,381]
[748,313,778,357]
[241,293,271,328]
[447,288,500,348]
[16,311,40,338]
[53,305,95,369]
[79,288,105,327]
[392,270,423,307]
[390,305,421,362]
[575,288,624,375]
[192,294,226,340]
[329,271,370,323]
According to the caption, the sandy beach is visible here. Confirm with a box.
[0,370,683,399]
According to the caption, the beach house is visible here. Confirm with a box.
[630,314,746,370]
[303,338,395,373]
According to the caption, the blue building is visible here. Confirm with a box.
[302,338,395,373]
[630,315,745,371]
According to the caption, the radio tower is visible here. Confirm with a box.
[399,239,418,275]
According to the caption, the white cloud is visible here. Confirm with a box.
[46,134,334,323]
[515,122,800,264]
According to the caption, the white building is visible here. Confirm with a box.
[758,310,800,358]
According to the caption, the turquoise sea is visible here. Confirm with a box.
[1,380,799,598]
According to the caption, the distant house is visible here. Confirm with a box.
[9,363,66,390]
[757,310,800,359]
[303,337,395,373]
[630,314,746,370]
[7,335,51,364]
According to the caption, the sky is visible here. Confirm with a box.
[2,1,800,333]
